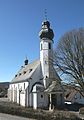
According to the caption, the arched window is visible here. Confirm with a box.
[49,43,51,49]
[41,43,42,50]
[41,94,43,98]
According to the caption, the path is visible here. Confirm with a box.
[0,113,36,120]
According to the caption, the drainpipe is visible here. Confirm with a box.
[49,93,52,111]
[19,88,22,106]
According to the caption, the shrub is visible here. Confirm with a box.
[79,107,84,115]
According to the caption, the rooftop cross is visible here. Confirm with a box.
[25,56,27,60]
[44,9,47,20]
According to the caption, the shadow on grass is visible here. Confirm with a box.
[64,103,84,112]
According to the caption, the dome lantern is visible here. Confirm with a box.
[24,57,28,65]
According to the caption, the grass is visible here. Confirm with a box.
[0,100,82,120]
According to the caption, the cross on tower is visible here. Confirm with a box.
[44,9,47,20]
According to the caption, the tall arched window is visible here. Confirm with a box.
[49,43,51,49]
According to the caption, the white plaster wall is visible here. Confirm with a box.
[15,82,28,91]
[9,82,29,106]
[37,92,48,108]
[12,84,15,102]
[8,84,12,101]
[37,92,44,108]
[43,93,49,107]
[17,82,28,106]
[8,88,12,101]
[11,84,17,103]
[28,64,42,92]
[40,39,53,88]
[9,64,42,108]
[14,88,17,102]
[33,93,37,109]
[33,85,37,109]
[11,88,13,101]
[28,65,43,107]
[29,93,33,107]
[12,84,18,103]
[40,40,50,77]
[20,91,25,106]
[17,89,19,104]
[25,86,29,107]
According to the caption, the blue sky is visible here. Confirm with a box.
[0,0,84,82]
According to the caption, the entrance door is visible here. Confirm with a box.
[52,94,57,107]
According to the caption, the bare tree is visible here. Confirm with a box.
[53,28,84,93]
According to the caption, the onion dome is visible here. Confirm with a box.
[24,58,28,65]
[39,20,54,40]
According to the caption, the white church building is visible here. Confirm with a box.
[8,20,64,109]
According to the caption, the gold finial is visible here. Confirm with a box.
[44,9,47,20]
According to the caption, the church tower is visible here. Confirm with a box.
[39,20,54,88]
